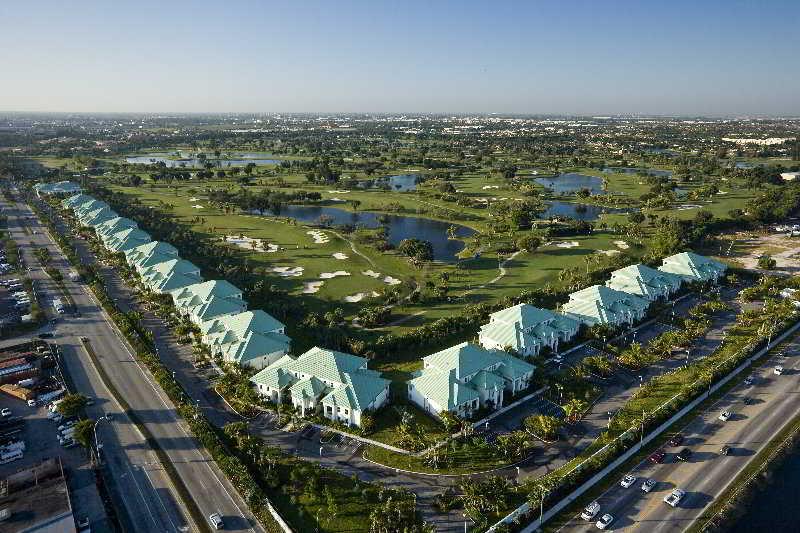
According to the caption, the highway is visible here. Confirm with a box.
[557,330,800,532]
[3,190,263,533]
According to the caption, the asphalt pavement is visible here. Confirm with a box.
[556,330,800,532]
[4,193,263,533]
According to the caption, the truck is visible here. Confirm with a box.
[37,388,65,405]
[52,298,65,314]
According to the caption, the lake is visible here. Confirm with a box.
[371,174,419,192]
[727,450,800,532]
[257,205,475,262]
[603,167,674,178]
[126,155,282,168]
[542,201,631,220]
[535,173,605,194]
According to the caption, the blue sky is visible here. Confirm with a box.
[1,0,797,115]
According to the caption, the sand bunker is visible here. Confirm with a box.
[677,204,702,210]
[307,230,330,244]
[320,271,350,279]
[226,236,279,253]
[271,266,304,277]
[363,270,381,278]
[192,204,204,209]
[555,241,580,248]
[302,281,324,294]
[383,276,401,285]
[482,185,500,190]
[329,197,346,202]
[343,291,381,303]
[327,190,350,194]
[333,252,349,260]
[599,249,622,256]
[189,197,200,202]
[613,240,630,250]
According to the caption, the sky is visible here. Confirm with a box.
[1,0,798,116]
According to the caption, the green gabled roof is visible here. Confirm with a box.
[125,241,179,264]
[136,252,180,271]
[489,304,563,328]
[469,369,506,390]
[200,310,285,339]
[321,371,389,411]
[289,377,329,400]
[659,252,727,281]
[96,217,137,238]
[287,346,366,384]
[229,331,291,363]
[106,228,151,251]
[36,181,81,195]
[480,321,537,351]
[192,296,246,322]
[250,355,297,389]
[141,258,201,279]
[422,342,505,379]
[171,279,243,303]
[76,200,109,217]
[148,272,202,293]
[62,193,94,209]
[495,352,536,380]
[409,368,480,411]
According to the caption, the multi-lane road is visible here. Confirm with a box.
[3,191,263,533]
[558,331,800,532]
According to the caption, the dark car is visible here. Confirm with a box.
[649,449,666,464]
[677,448,692,461]
[37,332,54,339]
[668,433,684,447]
[743,396,754,405]
[719,445,731,456]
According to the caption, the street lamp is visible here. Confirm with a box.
[638,375,643,387]
[93,415,109,465]
[319,446,323,457]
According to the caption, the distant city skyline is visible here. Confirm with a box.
[1,0,797,116]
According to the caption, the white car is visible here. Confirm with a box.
[209,512,224,529]
[0,408,11,417]
[641,478,657,493]
[664,488,686,507]
[718,411,732,422]
[775,366,784,375]
[595,513,614,530]
[581,501,601,521]
[620,474,636,488]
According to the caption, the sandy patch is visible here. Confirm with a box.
[192,204,204,209]
[383,276,401,285]
[677,204,702,210]
[226,235,279,253]
[327,190,350,194]
[343,291,380,303]
[307,230,330,244]
[302,281,324,294]
[333,252,349,260]
[363,270,381,278]
[599,249,622,256]
[272,266,304,277]
[320,270,350,279]
[330,197,346,202]
[482,185,500,190]
[189,197,200,202]
[555,241,580,248]
[613,240,630,250]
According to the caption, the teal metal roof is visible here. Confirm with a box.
[409,368,480,411]
[422,342,505,380]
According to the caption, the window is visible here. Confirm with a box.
[344,409,349,415]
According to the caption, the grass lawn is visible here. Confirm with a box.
[367,403,449,449]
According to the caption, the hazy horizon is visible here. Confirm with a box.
[2,0,798,116]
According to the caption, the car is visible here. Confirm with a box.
[743,396,754,405]
[37,332,54,339]
[620,474,636,488]
[595,513,614,530]
[720,445,732,456]
[27,399,36,407]
[61,438,76,448]
[581,501,601,521]
[209,512,224,529]
[664,488,686,507]
[0,408,11,418]
[744,376,754,386]
[676,447,692,461]
[77,516,90,529]
[648,449,666,464]
[641,479,657,493]
[552,354,564,364]
[668,433,684,446]
[718,411,732,422]
[775,366,784,375]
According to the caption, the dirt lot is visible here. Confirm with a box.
[722,230,800,274]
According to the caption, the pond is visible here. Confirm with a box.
[126,155,282,168]
[370,174,419,192]
[534,173,605,194]
[256,205,475,262]
[602,167,673,178]
[542,201,631,221]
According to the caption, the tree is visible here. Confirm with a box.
[398,239,433,264]
[56,393,87,418]
[758,255,777,270]
[516,235,542,253]
[523,414,562,440]
[73,419,95,448]
[563,398,588,423]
